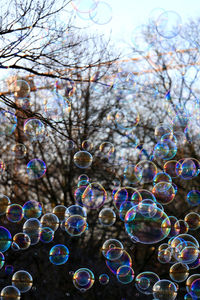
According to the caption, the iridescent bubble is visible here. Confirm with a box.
[168,216,180,238]
[186,274,200,295]
[153,279,178,300]
[99,142,115,159]
[12,270,33,293]
[27,159,46,180]
[176,159,198,180]
[6,204,24,223]
[153,172,172,185]
[49,244,69,265]
[65,215,87,236]
[0,252,5,269]
[113,187,142,210]
[13,233,31,250]
[156,11,182,39]
[164,160,179,178]
[135,160,157,184]
[24,119,45,142]
[186,190,200,206]
[123,164,141,184]
[99,274,109,285]
[184,212,200,230]
[158,249,172,263]
[82,140,93,152]
[73,151,93,169]
[119,201,135,222]
[23,218,41,245]
[154,123,173,140]
[0,227,12,253]
[23,200,42,219]
[184,293,193,300]
[39,227,54,243]
[0,195,11,216]
[40,213,59,232]
[116,265,134,284]
[73,268,94,291]
[169,263,189,282]
[175,220,189,235]
[190,278,200,299]
[135,272,160,295]
[66,140,75,151]
[53,205,67,222]
[65,205,87,219]
[89,1,112,25]
[125,204,171,244]
[81,182,107,209]
[0,286,21,300]
[102,239,124,261]
[71,0,97,13]
[152,182,175,205]
[9,79,30,98]
[114,108,140,130]
[98,208,116,226]
[0,110,17,136]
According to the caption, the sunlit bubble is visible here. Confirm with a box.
[158,249,172,263]
[23,218,41,245]
[65,215,87,236]
[40,213,59,232]
[6,204,24,223]
[0,252,5,269]
[39,227,54,243]
[13,233,31,251]
[176,158,198,180]
[0,110,17,136]
[135,160,158,184]
[186,274,200,295]
[99,274,109,285]
[169,263,189,282]
[11,144,27,159]
[135,272,160,295]
[156,10,182,39]
[175,220,189,235]
[153,172,172,185]
[152,182,175,205]
[9,79,30,98]
[184,212,200,231]
[102,239,124,261]
[123,164,142,184]
[106,250,132,275]
[81,140,93,152]
[98,208,116,226]
[116,265,134,284]
[66,140,75,151]
[0,195,11,216]
[74,186,88,206]
[73,268,94,291]
[119,201,135,222]
[23,200,42,219]
[27,159,46,180]
[164,160,179,178]
[73,151,93,169]
[125,204,171,244]
[186,190,200,206]
[82,182,107,209]
[12,270,33,293]
[114,108,140,131]
[168,216,180,238]
[0,286,21,300]
[187,252,200,269]
[89,1,112,25]
[65,205,87,219]
[52,205,67,222]
[153,279,178,300]
[99,142,115,159]
[24,119,45,142]
[49,244,69,265]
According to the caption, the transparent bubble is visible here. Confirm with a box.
[65,215,87,236]
[81,182,107,209]
[158,249,172,263]
[164,160,179,178]
[39,227,54,243]
[119,201,135,222]
[175,220,189,235]
[99,274,109,285]
[13,233,31,250]
[89,1,112,25]
[40,213,59,232]
[152,182,175,205]
[66,140,75,151]
[154,124,173,140]
[135,160,157,184]
[168,216,180,238]
[73,151,93,169]
[186,190,200,206]
[113,187,142,210]
[82,140,93,152]
[27,159,46,180]
[135,272,160,295]
[153,279,178,300]
[156,11,182,39]
[0,252,5,269]
[65,205,87,219]
[73,268,94,291]
[12,270,33,293]
[5,265,14,276]
[102,239,124,261]
[186,274,200,295]
[49,244,69,265]
[0,110,17,136]
[0,195,11,216]
[169,263,189,282]
[24,119,45,142]
[9,79,30,98]
[184,212,200,230]
[98,208,116,226]
[0,227,12,252]
[153,172,172,185]
[23,200,42,219]
[53,205,67,222]
[23,218,41,245]
[106,249,132,275]
[0,285,21,300]
[116,265,134,284]
[123,164,142,184]
[6,204,24,223]
[11,144,27,159]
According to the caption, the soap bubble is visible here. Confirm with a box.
[39,227,54,243]
[0,252,5,269]
[186,190,200,206]
[6,204,24,223]
[49,244,69,265]
[9,79,30,98]
[158,248,172,263]
[169,263,189,282]
[186,274,200,295]
[12,270,33,293]
[24,119,45,142]
[0,285,21,300]
[184,212,200,230]
[0,227,12,252]
[73,151,93,169]
[81,140,93,152]
[156,11,182,39]
[73,268,94,291]
[99,274,109,285]
[0,195,11,216]
[135,160,157,184]
[52,205,67,222]
[152,182,175,205]
[13,233,31,250]
[116,265,134,284]
[81,182,107,209]
[11,144,27,159]
[89,1,112,25]
[27,159,46,180]
[23,200,42,219]
[135,272,160,295]
[40,213,59,232]
[65,205,87,219]
[23,218,41,245]
[98,208,116,226]
[153,279,178,300]
[65,215,87,236]
[102,239,124,261]
[0,110,17,136]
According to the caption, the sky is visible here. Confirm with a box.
[70,0,200,52]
